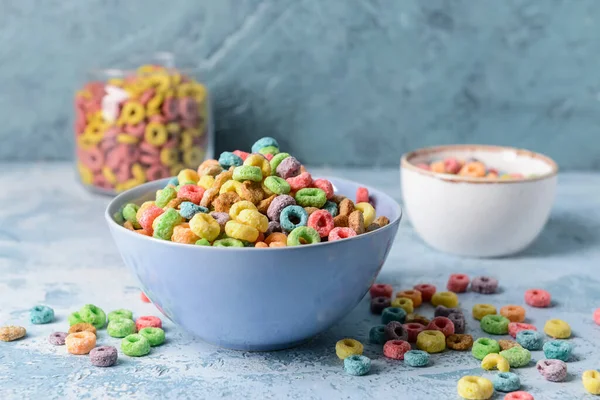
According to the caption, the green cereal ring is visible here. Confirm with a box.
[258,145,279,156]
[107,318,137,338]
[122,204,141,228]
[79,304,107,329]
[113,211,125,224]
[233,165,263,182]
[153,208,183,240]
[500,346,531,368]
[213,238,245,247]
[195,238,211,246]
[121,334,151,357]
[481,314,510,335]
[323,201,338,217]
[287,226,321,246]
[472,338,501,360]
[295,188,327,208]
[269,152,290,174]
[139,327,166,347]
[107,309,133,322]
[263,176,291,195]
[178,180,197,187]
[155,186,177,208]
[68,312,84,326]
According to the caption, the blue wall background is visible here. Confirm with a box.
[1,0,599,168]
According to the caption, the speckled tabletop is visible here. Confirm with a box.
[1,164,599,400]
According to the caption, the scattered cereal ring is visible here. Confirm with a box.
[244,154,271,177]
[121,334,151,357]
[500,346,531,368]
[49,332,68,345]
[427,316,455,337]
[456,376,494,400]
[472,338,501,360]
[295,188,327,208]
[280,205,308,232]
[582,370,600,395]
[287,226,321,246]
[107,318,137,338]
[335,338,363,359]
[414,284,436,302]
[447,273,470,293]
[544,319,571,339]
[139,327,165,347]
[406,313,430,326]
[135,316,162,331]
[391,297,414,313]
[107,309,133,322]
[508,322,537,338]
[307,210,335,238]
[524,288,551,308]
[69,323,97,336]
[79,304,107,329]
[66,331,96,355]
[90,346,118,367]
[472,304,497,321]
[498,339,521,351]
[500,305,526,323]
[516,330,544,351]
[435,306,462,318]
[404,322,426,343]
[446,334,473,351]
[383,339,411,360]
[431,291,459,308]
[0,325,26,342]
[471,276,499,294]
[543,340,572,361]
[370,284,393,299]
[416,330,446,353]
[396,290,422,308]
[269,152,289,173]
[382,307,407,324]
[385,321,409,342]
[369,325,387,344]
[504,392,534,400]
[493,372,521,393]
[481,353,510,372]
[30,305,54,324]
[448,312,466,334]
[404,350,430,367]
[537,359,567,382]
[343,354,371,376]
[138,205,164,235]
[68,312,84,326]
[328,227,357,241]
[481,314,510,335]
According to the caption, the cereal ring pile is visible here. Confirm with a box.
[416,157,527,180]
[75,64,211,193]
[117,137,390,247]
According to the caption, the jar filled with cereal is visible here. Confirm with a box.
[74,53,213,194]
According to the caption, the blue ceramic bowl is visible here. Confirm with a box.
[105,176,402,351]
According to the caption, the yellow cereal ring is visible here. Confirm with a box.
[481,353,509,372]
[180,130,194,149]
[178,169,199,184]
[544,319,571,339]
[166,122,181,135]
[416,330,446,353]
[102,166,117,185]
[236,209,269,233]
[224,220,259,242]
[184,127,202,138]
[191,82,208,103]
[119,101,145,125]
[198,175,215,190]
[189,213,220,242]
[431,291,459,308]
[472,304,497,321]
[117,134,140,144]
[146,92,165,112]
[148,73,171,92]
[183,148,205,168]
[456,376,494,400]
[582,370,600,395]
[354,202,376,226]
[160,148,179,167]
[244,154,271,177]
[177,82,196,98]
[220,180,243,195]
[78,163,94,185]
[335,338,364,359]
[131,163,146,183]
[391,297,414,313]
[84,120,107,137]
[77,133,103,150]
[229,201,257,220]
[145,122,168,146]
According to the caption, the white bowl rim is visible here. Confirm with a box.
[105,175,402,251]
[400,144,558,184]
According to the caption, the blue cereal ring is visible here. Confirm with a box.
[516,330,544,350]
[179,202,209,220]
[323,201,338,217]
[381,307,407,324]
[404,350,430,367]
[369,325,387,344]
[343,354,371,376]
[251,137,279,154]
[279,205,308,232]
[166,177,179,187]
[543,340,573,361]
[493,372,521,392]
[30,305,54,324]
[218,152,243,169]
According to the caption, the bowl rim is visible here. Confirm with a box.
[400,144,558,184]
[105,175,402,251]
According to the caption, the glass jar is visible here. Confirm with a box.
[74,53,214,195]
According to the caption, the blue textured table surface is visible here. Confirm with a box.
[1,164,599,399]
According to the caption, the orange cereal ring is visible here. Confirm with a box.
[119,101,145,125]
[265,232,287,245]
[500,305,526,323]
[145,122,168,146]
[459,161,486,178]
[396,290,423,308]
[171,223,200,244]
[69,323,97,336]
[255,242,269,248]
[65,331,96,355]
[269,241,286,248]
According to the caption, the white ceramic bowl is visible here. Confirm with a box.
[401,145,558,258]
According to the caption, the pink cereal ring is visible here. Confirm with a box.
[508,322,537,338]
[149,114,167,124]
[125,123,146,138]
[383,340,411,360]
[328,227,357,242]
[504,392,534,400]
[286,172,312,191]
[104,127,120,138]
[180,118,199,130]
[139,141,160,156]
[138,206,164,234]
[313,179,334,200]
[232,150,250,161]
[79,147,104,172]
[177,184,205,204]
[163,138,179,149]
[307,210,335,238]
[524,289,551,307]
[99,138,117,153]
[447,273,470,293]
[356,187,369,203]
[416,163,430,170]
[135,316,162,331]
[146,165,171,182]
[93,173,113,189]
[179,97,198,120]
[115,163,132,182]
[139,88,156,105]
[370,284,393,299]
[140,153,160,165]
[162,97,178,120]
[593,308,600,325]
[443,157,461,174]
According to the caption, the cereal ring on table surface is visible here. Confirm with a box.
[213,238,245,247]
[0,325,26,342]
[370,284,393,299]
[382,307,407,324]
[328,227,356,241]
[504,392,534,400]
[286,172,312,191]
[493,372,520,392]
[265,232,287,245]
[544,319,571,339]
[448,313,466,334]
[404,350,430,367]
[323,201,338,217]
[139,327,165,347]
[516,330,544,350]
[396,290,422,308]
[108,309,133,322]
[543,340,572,361]
[404,322,426,343]
[177,185,205,205]
[225,220,259,242]
[30,305,54,324]
[406,313,430,326]
[457,376,494,400]
[348,210,365,234]
[135,316,162,331]
[312,179,334,200]
[48,332,68,346]
[107,318,137,338]
[355,187,369,203]
[354,202,376,226]
[266,195,296,222]
[333,215,349,228]
[295,188,327,208]
[368,325,387,344]
[251,137,279,154]
[122,204,141,228]
[431,291,459,308]
[276,156,301,179]
[434,305,461,318]
[280,205,308,232]
[537,359,567,382]
[427,316,455,337]
[69,323,97,335]
[218,152,243,169]
[481,353,510,372]
[582,370,600,395]
[263,176,290,195]
[155,187,177,208]
[383,339,411,360]
[258,195,277,215]
[244,154,271,177]
[236,209,269,233]
[307,210,334,238]
[446,334,473,351]
[190,213,221,242]
[391,297,414,313]
[233,165,262,182]
[524,288,551,307]
[335,338,363,359]
[79,304,107,329]
[343,354,371,376]
[414,284,436,302]
[416,330,446,353]
[179,202,209,220]
[121,334,151,357]
[68,312,83,326]
[508,322,536,338]
[153,208,184,240]
[459,161,486,178]
[287,226,320,246]
[447,273,470,293]
[472,338,500,360]
[213,192,241,213]
[66,331,96,355]
[500,305,525,323]
[498,339,521,351]
[472,304,497,321]
[481,314,510,335]
[384,321,408,342]
[500,346,531,368]
[90,346,118,367]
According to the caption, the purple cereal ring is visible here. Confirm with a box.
[79,147,104,172]
[90,345,118,367]
[179,97,199,120]
[537,359,567,382]
[265,221,282,236]
[210,212,230,232]
[48,332,68,346]
[434,306,462,318]
[162,97,178,120]
[146,165,171,181]
[276,156,301,179]
[471,276,499,294]
[125,122,146,138]
[267,195,297,222]
[448,312,466,334]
